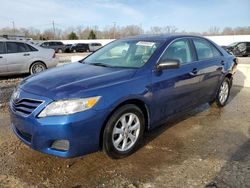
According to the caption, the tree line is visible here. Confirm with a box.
[0,25,250,40]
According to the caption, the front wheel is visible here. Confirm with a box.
[103,104,145,159]
[215,77,231,107]
[30,62,46,75]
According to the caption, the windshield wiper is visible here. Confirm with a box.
[90,63,114,67]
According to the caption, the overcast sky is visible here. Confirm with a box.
[0,0,249,32]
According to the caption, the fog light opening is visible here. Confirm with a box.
[51,140,70,151]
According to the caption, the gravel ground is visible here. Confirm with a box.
[0,86,249,188]
[0,55,249,188]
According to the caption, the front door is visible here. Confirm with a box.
[151,39,201,126]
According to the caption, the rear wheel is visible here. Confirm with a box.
[103,104,145,159]
[215,77,231,107]
[58,49,63,53]
[30,62,46,75]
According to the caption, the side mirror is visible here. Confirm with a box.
[156,59,180,70]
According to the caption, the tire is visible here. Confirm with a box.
[30,62,46,75]
[58,49,63,53]
[215,77,231,107]
[103,104,145,159]
[86,49,90,53]
[73,49,76,53]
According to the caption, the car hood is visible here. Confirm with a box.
[20,62,137,100]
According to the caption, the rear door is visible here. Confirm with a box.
[151,38,202,125]
[191,38,224,103]
[5,42,32,73]
[0,42,7,73]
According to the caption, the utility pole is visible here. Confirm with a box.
[140,23,143,34]
[12,21,16,35]
[113,22,116,39]
[52,20,56,39]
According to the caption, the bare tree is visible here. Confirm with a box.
[1,25,250,40]
[149,26,163,34]
[207,26,220,35]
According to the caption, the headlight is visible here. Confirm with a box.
[38,96,101,117]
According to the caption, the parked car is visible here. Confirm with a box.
[88,43,102,52]
[10,35,237,159]
[63,44,72,53]
[222,42,250,57]
[70,43,90,53]
[40,41,65,53]
[0,40,57,76]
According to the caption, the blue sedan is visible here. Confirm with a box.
[9,35,237,159]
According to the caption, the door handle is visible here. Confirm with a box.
[221,60,225,65]
[189,68,198,76]
[23,53,30,56]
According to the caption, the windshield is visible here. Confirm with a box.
[83,39,164,68]
[228,42,238,47]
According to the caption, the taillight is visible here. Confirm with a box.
[52,52,56,58]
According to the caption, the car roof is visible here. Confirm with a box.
[123,34,204,41]
[0,39,31,43]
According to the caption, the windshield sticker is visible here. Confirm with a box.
[136,41,156,47]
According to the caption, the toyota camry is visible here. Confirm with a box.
[9,35,237,159]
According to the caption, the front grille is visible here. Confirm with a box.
[11,98,43,116]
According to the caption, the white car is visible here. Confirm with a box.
[0,40,58,76]
[88,43,102,52]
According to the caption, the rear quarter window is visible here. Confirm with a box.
[26,44,38,52]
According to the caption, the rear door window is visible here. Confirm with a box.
[211,45,222,57]
[93,43,101,46]
[193,38,221,60]
[0,42,5,54]
[41,42,47,46]
[49,42,55,46]
[6,42,30,53]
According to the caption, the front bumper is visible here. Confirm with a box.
[9,89,107,158]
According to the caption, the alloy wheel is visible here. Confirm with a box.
[32,63,45,74]
[219,81,229,104]
[112,113,140,152]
